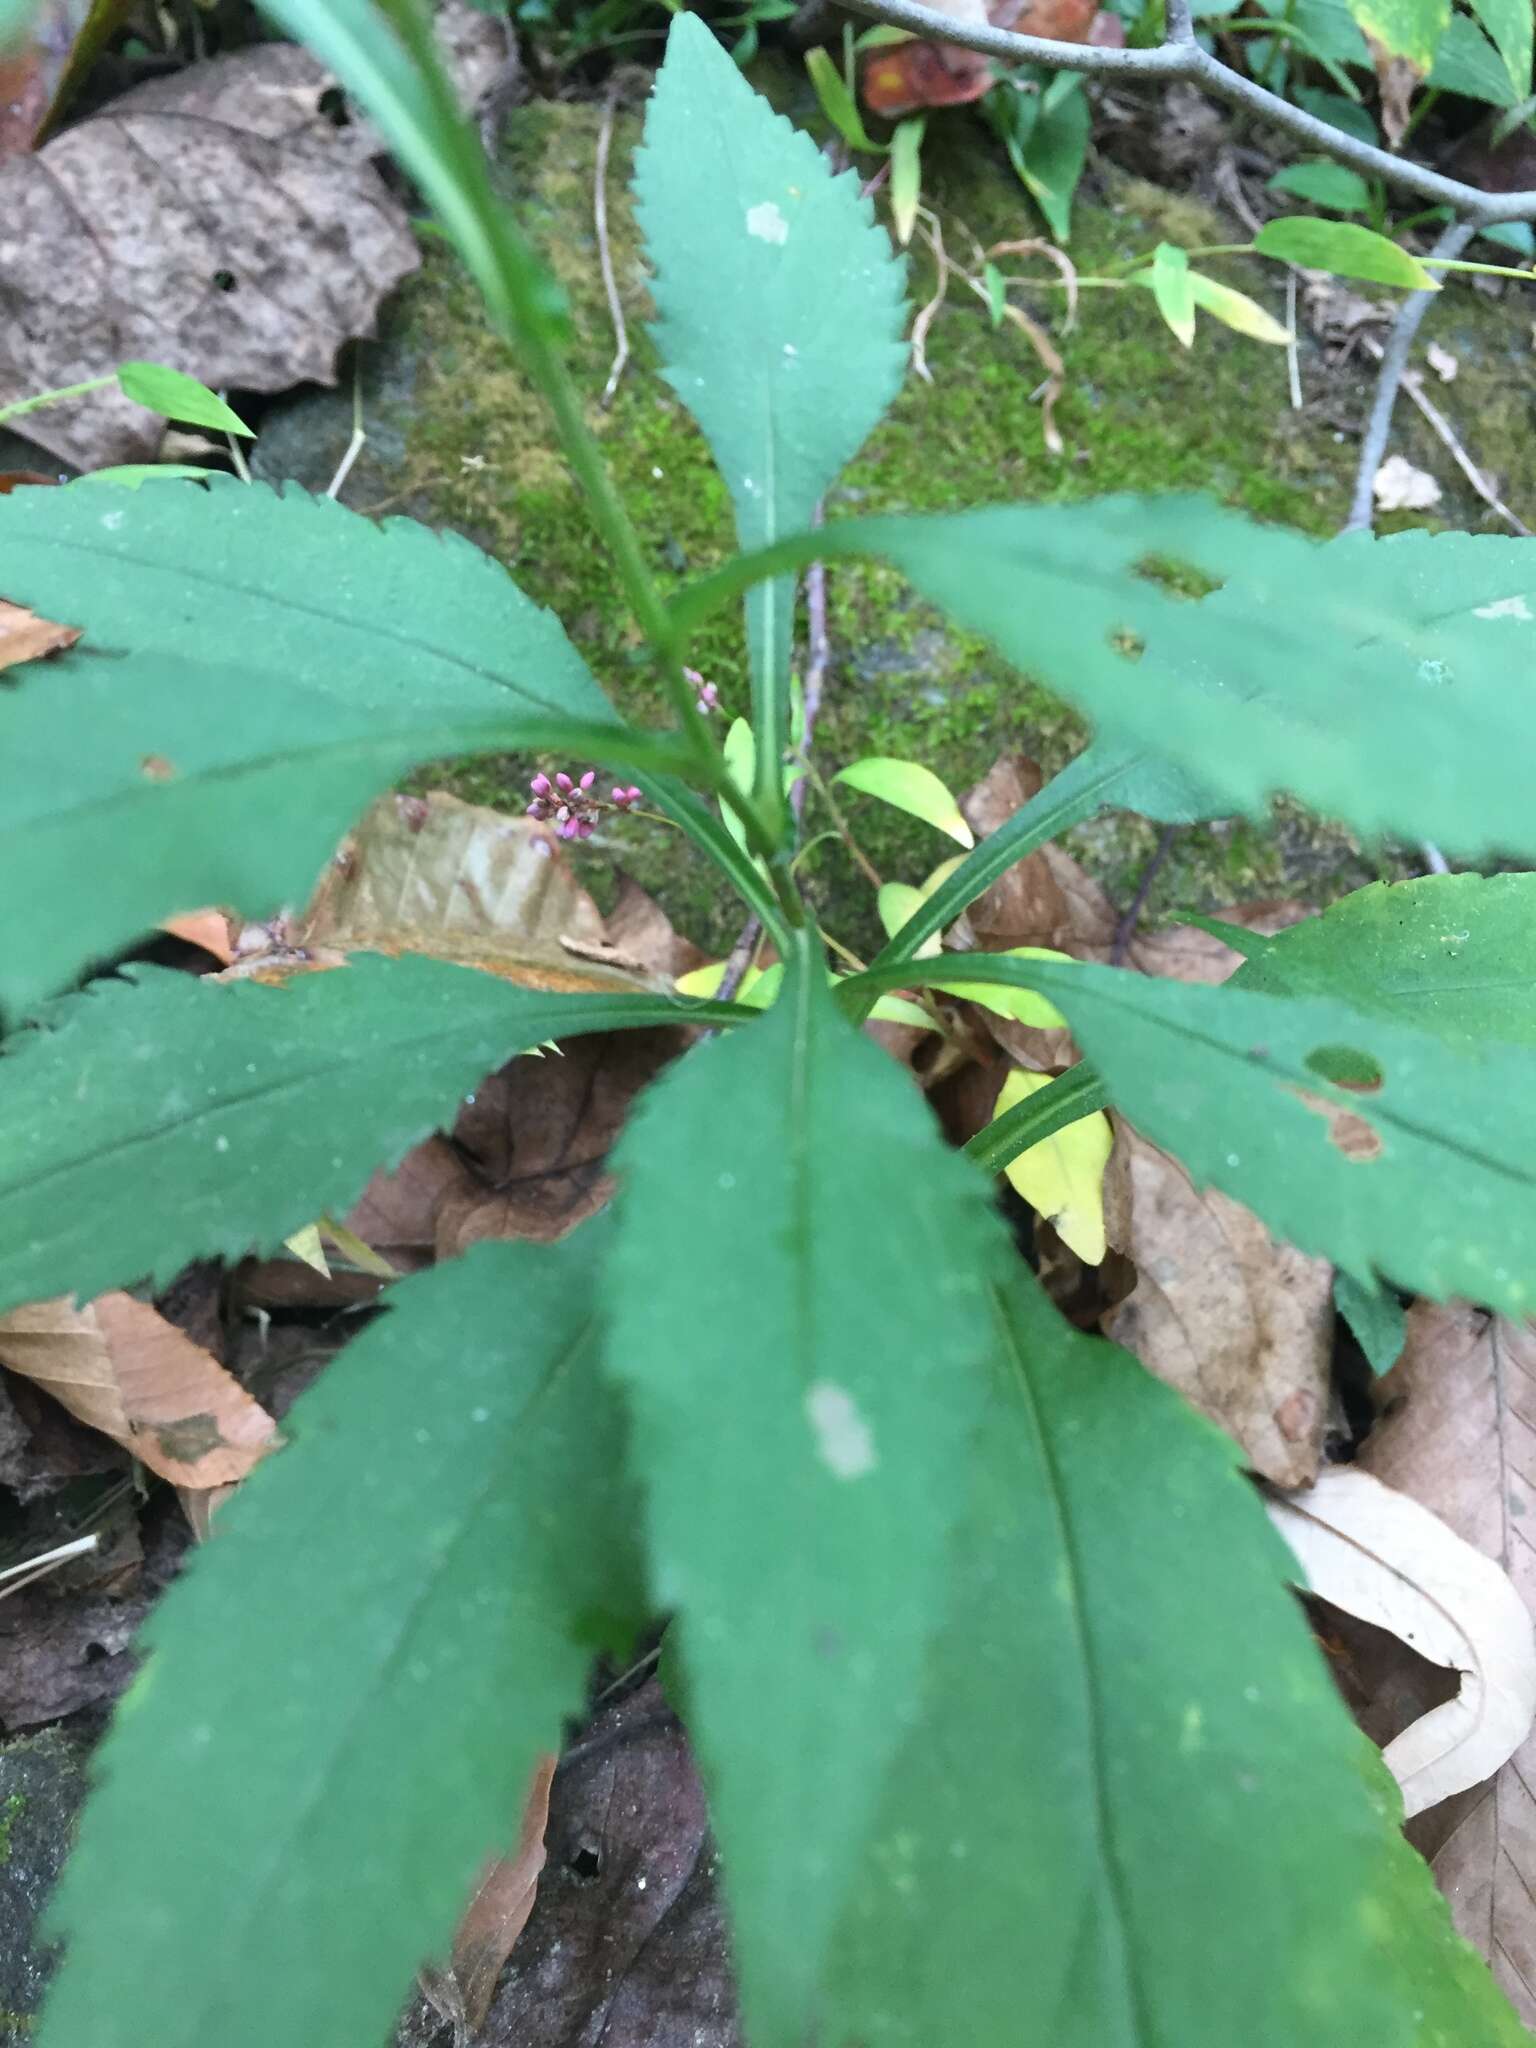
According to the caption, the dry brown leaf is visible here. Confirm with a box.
[1267,1467,1536,1827]
[1367,35,1422,148]
[0,1292,278,1487]
[0,598,79,671]
[1127,901,1311,984]
[298,792,660,995]
[160,909,237,964]
[1357,1305,1536,2020]
[1102,1120,1332,1486]
[0,44,418,469]
[423,1755,557,2036]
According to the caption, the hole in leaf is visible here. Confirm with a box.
[1109,627,1144,660]
[1291,1087,1383,1162]
[211,269,238,293]
[140,754,176,781]
[1304,1044,1384,1093]
[567,1841,602,1882]
[1132,551,1222,602]
[316,85,351,127]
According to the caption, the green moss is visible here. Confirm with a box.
[379,83,1511,955]
[0,1795,25,1868]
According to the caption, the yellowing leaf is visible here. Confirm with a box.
[877,884,944,957]
[283,1223,330,1276]
[1188,270,1293,345]
[674,960,781,1009]
[836,757,976,847]
[992,1067,1112,1262]
[943,946,1072,1028]
[1151,242,1196,348]
[867,993,937,1030]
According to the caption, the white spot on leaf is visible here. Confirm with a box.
[1473,595,1533,622]
[806,1381,877,1480]
[746,200,789,245]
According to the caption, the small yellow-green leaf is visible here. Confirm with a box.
[1151,242,1196,348]
[1347,0,1448,71]
[876,884,944,957]
[1188,270,1294,344]
[890,117,924,248]
[282,1223,329,1276]
[1254,217,1440,289]
[867,993,937,1031]
[317,1215,397,1279]
[836,758,975,847]
[993,1068,1113,1262]
[116,362,254,437]
[944,947,1072,1028]
[803,45,878,152]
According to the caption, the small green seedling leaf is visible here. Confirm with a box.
[115,362,253,436]
[1472,0,1535,99]
[0,954,744,1316]
[1151,241,1196,347]
[889,115,924,247]
[804,44,878,151]
[1335,1269,1408,1375]
[1254,216,1440,288]
[836,757,975,846]
[36,1232,644,2048]
[607,935,1008,2047]
[1267,160,1374,212]
[983,259,1007,327]
[992,1068,1112,1261]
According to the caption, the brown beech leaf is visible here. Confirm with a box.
[0,43,418,469]
[423,1756,557,2036]
[1127,901,1311,983]
[0,1292,278,1488]
[1357,1305,1536,2023]
[0,597,79,671]
[1267,1468,1536,1826]
[1102,1120,1332,1486]
[298,792,659,996]
[1368,35,1422,149]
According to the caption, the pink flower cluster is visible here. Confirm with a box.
[527,770,642,841]
[684,666,720,714]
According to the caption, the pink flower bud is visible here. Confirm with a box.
[555,772,574,794]
[577,817,595,838]
[530,772,552,797]
[579,769,596,791]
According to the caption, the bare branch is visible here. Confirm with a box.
[1342,216,1478,533]
[837,0,1536,222]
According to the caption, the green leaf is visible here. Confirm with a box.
[1345,0,1448,68]
[1229,874,1536,1049]
[992,1068,1112,1260]
[1253,216,1440,288]
[1187,269,1294,343]
[635,13,907,827]
[853,951,1536,1317]
[1295,83,1380,141]
[258,0,566,351]
[804,44,878,151]
[1335,1268,1408,1374]
[0,953,744,1315]
[1430,9,1523,101]
[115,362,252,435]
[679,503,1536,866]
[963,1059,1110,1175]
[889,115,924,247]
[823,1268,1531,2047]
[1151,241,1196,347]
[1266,160,1374,212]
[1013,70,1090,243]
[605,935,1008,2046]
[0,477,651,1013]
[835,756,975,846]
[37,1231,643,2048]
[75,464,216,487]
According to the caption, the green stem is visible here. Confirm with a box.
[0,374,115,425]
[963,1064,1110,1177]
[1420,255,1536,280]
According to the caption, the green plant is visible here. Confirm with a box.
[6,8,1536,2047]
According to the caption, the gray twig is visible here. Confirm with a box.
[595,86,630,407]
[716,917,763,1003]
[1110,824,1178,966]
[838,0,1536,221]
[1343,216,1480,534]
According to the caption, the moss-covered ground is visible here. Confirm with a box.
[338,75,1536,956]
